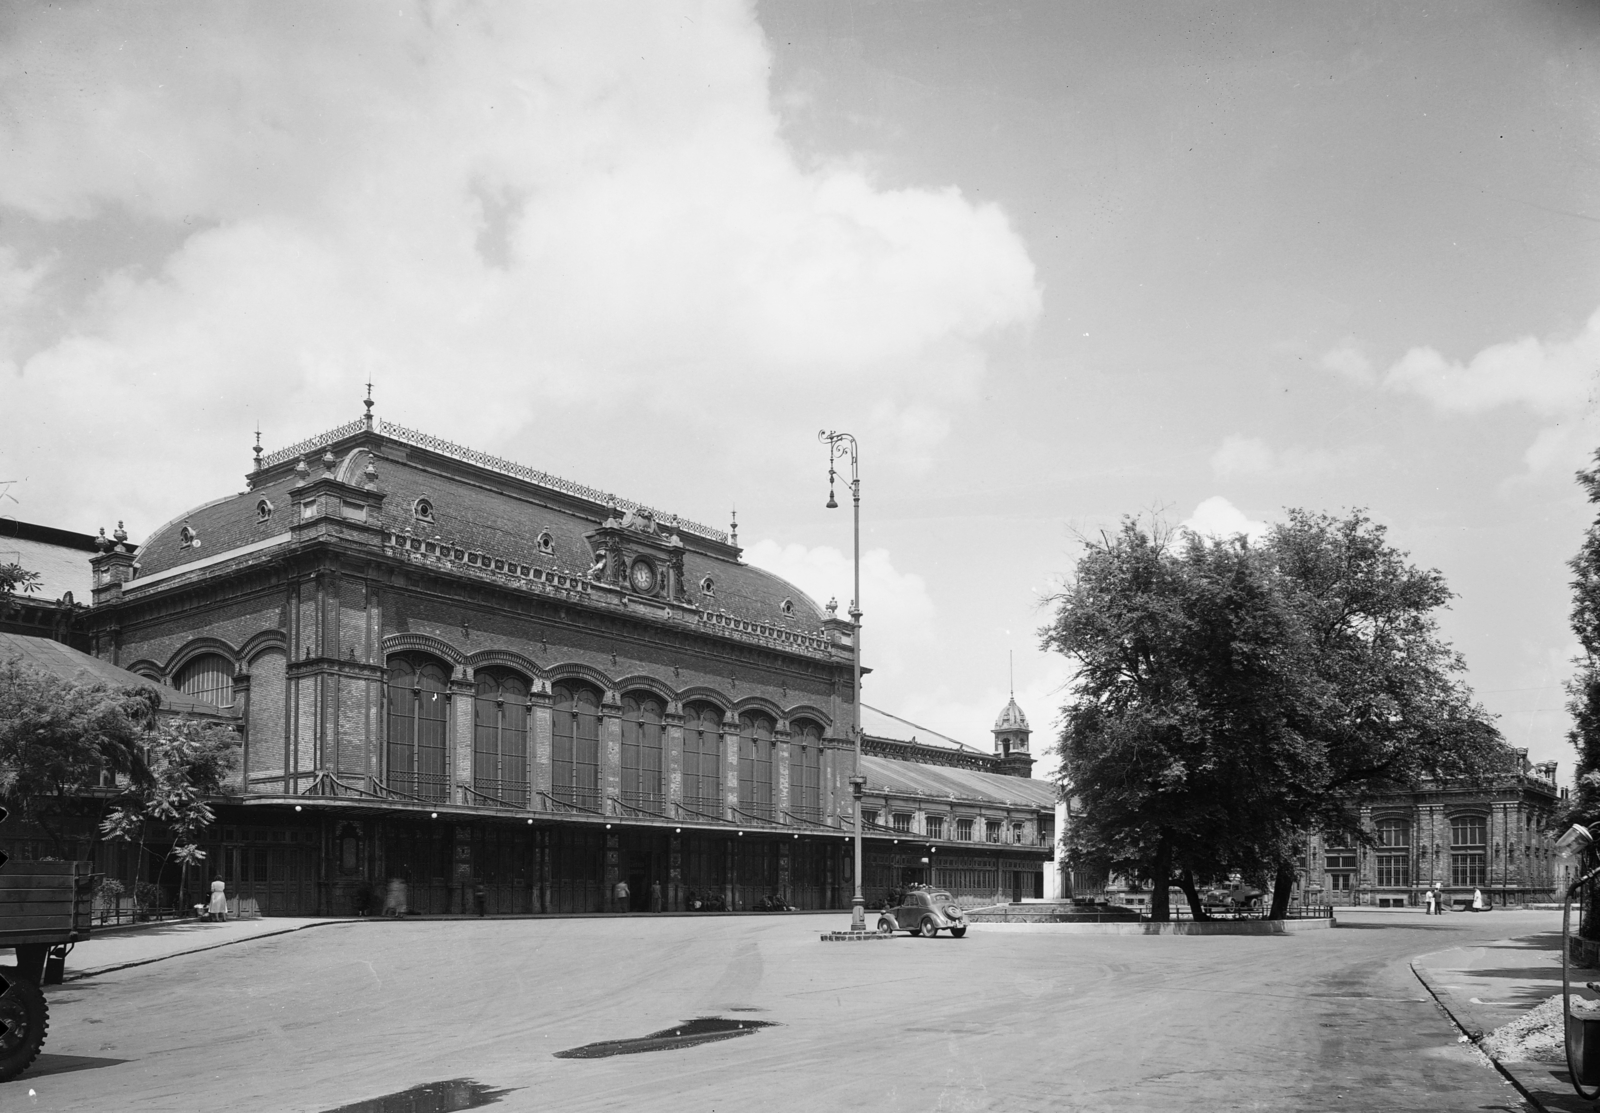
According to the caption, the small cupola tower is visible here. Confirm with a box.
[992,694,1034,779]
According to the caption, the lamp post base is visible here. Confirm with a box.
[850,898,866,933]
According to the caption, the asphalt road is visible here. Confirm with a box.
[10,909,1554,1112]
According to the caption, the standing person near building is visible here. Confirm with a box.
[384,878,408,917]
[614,878,630,913]
[1433,881,1446,914]
[474,881,487,917]
[1424,887,1435,915]
[1473,887,1489,911]
[650,880,663,913]
[207,877,227,923]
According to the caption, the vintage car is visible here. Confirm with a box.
[1201,881,1266,914]
[877,888,968,938]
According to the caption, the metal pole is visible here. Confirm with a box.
[850,470,864,932]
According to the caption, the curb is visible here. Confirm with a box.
[1408,957,1548,1113]
[63,919,360,983]
[967,917,1335,934]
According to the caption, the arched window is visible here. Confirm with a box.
[1376,817,1411,888]
[788,720,823,821]
[682,702,724,817]
[621,693,664,813]
[737,712,776,821]
[1451,814,1487,888]
[552,682,602,811]
[473,670,529,808]
[176,653,235,708]
[386,655,449,802]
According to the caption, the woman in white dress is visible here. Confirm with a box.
[1472,887,1490,912]
[207,878,228,922]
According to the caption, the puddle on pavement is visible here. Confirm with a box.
[553,1017,777,1059]
[321,1079,510,1113]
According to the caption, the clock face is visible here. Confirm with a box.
[629,559,657,594]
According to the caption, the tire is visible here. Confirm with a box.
[949,926,967,938]
[876,918,893,935]
[918,917,938,938]
[0,968,47,1083]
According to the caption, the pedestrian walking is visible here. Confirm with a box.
[383,877,409,917]
[474,880,487,917]
[650,880,663,913]
[1423,889,1434,915]
[207,877,228,923]
[614,878,631,913]
[1473,887,1489,912]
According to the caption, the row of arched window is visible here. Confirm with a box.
[388,654,827,817]
[160,650,828,819]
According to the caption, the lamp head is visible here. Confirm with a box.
[826,488,838,509]
[1556,823,1594,862]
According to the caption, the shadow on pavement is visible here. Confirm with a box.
[23,1053,132,1078]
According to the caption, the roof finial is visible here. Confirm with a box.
[253,424,263,471]
[1009,650,1014,698]
[363,378,375,430]
[730,507,738,546]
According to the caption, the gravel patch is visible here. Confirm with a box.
[1483,994,1600,1063]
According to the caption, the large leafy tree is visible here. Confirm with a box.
[1044,510,1503,920]
[0,657,239,904]
[1566,453,1600,824]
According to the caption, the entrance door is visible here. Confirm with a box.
[1011,870,1024,903]
[627,851,652,912]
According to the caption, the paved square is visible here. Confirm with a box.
[10,910,1553,1112]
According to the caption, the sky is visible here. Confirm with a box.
[2,1,1598,779]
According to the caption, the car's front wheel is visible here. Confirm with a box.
[949,926,967,938]
[876,918,894,935]
[918,917,938,938]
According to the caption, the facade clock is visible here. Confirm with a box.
[629,558,658,595]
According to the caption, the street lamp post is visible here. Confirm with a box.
[820,429,867,932]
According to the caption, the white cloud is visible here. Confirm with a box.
[1320,342,1375,386]
[1179,496,1270,542]
[0,1,1040,530]
[743,539,935,688]
[1209,434,1373,479]
[1380,310,1599,418]
[1316,310,1600,479]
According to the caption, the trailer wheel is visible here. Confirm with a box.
[0,967,47,1083]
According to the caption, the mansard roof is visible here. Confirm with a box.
[129,417,826,633]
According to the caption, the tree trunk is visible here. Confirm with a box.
[1268,859,1297,920]
[1150,837,1172,922]
[1176,868,1210,920]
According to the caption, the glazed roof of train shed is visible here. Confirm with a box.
[130,421,827,632]
[860,754,1058,810]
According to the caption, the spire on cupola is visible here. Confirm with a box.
[992,652,1034,778]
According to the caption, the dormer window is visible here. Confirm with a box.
[256,498,273,523]
[179,522,202,549]
[781,598,794,617]
[537,531,554,555]
[700,576,715,596]
[413,498,434,523]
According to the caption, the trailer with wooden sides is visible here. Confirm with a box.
[0,860,95,1082]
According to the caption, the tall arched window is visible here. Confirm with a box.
[682,702,724,817]
[788,720,823,821]
[387,655,449,802]
[176,653,235,708]
[737,712,776,820]
[473,670,529,807]
[552,682,602,811]
[621,693,664,813]
[1375,817,1411,888]
[1451,814,1487,888]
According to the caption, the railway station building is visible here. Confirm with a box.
[23,407,1055,915]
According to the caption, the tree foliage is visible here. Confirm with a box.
[1043,510,1504,920]
[0,656,240,884]
[1567,453,1600,824]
